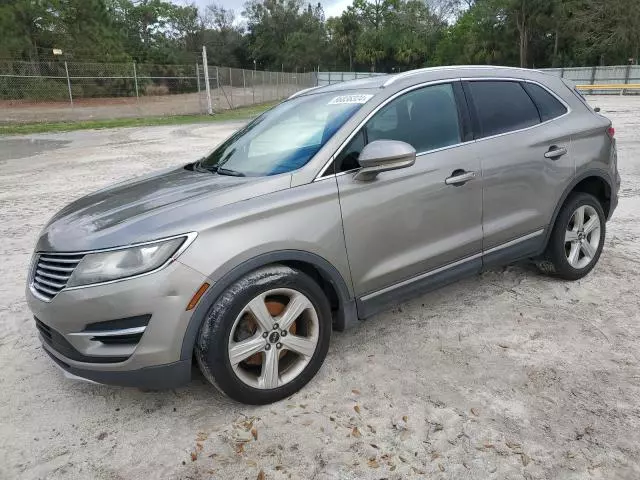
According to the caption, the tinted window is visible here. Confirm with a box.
[522,82,568,122]
[368,83,461,152]
[468,81,540,138]
[332,83,461,173]
[334,130,365,173]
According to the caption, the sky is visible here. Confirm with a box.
[171,0,350,19]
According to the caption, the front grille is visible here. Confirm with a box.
[31,253,84,301]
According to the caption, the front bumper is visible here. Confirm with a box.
[26,260,209,387]
[44,347,192,389]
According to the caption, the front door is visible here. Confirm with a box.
[333,82,483,314]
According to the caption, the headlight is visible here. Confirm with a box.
[67,237,187,287]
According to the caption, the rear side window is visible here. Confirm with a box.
[522,82,567,122]
[468,81,540,138]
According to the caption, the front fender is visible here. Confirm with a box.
[178,250,357,361]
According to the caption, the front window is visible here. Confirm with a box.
[199,91,374,176]
[333,83,462,174]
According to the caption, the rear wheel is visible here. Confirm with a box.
[537,192,606,280]
[195,265,331,404]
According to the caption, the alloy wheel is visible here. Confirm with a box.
[564,204,601,269]
[227,288,319,389]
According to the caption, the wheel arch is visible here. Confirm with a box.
[180,250,358,362]
[543,169,613,250]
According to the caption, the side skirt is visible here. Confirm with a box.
[356,256,483,319]
[482,230,546,269]
[355,229,547,320]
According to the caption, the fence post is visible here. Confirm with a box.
[64,61,73,107]
[252,69,255,105]
[229,67,233,109]
[202,46,213,115]
[623,63,632,96]
[328,71,331,85]
[216,66,220,107]
[196,62,203,112]
[133,61,139,99]
[242,69,246,106]
[590,65,597,94]
[560,67,564,78]
[196,63,201,94]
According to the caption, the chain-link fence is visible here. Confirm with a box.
[0,58,316,124]
[5,61,637,124]
[204,66,316,111]
[542,65,640,94]
[316,71,385,86]
[317,66,640,94]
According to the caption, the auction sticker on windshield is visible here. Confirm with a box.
[328,94,374,105]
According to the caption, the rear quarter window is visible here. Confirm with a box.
[467,81,540,138]
[522,82,568,122]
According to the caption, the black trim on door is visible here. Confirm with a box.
[460,80,482,140]
[452,81,474,142]
[519,81,544,123]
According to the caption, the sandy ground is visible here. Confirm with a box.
[1,95,639,480]
[0,84,303,124]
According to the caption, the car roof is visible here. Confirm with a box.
[296,66,558,98]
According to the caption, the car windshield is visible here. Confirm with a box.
[199,91,374,176]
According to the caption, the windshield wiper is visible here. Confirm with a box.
[196,161,245,177]
[215,167,245,177]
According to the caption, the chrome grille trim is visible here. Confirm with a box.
[34,275,66,289]
[68,326,147,337]
[39,254,84,263]
[35,269,69,281]
[31,253,84,302]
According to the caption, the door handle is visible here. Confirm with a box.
[544,146,567,159]
[445,169,476,186]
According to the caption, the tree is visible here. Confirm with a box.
[1,0,639,71]
[201,3,248,67]
[244,0,329,70]
[326,11,361,71]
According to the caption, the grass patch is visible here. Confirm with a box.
[0,102,277,136]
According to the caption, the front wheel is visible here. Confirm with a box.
[195,265,331,404]
[537,192,606,280]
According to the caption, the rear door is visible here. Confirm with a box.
[462,79,574,262]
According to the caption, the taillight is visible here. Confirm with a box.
[607,126,615,139]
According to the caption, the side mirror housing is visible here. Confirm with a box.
[353,140,416,181]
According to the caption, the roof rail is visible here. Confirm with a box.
[382,65,541,87]
[288,85,322,99]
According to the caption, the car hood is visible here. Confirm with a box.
[36,165,292,252]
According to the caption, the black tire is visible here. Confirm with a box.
[195,265,332,405]
[536,192,606,280]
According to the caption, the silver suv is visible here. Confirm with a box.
[26,66,620,404]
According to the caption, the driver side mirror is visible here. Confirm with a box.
[353,140,416,181]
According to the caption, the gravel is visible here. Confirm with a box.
[1,96,639,480]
